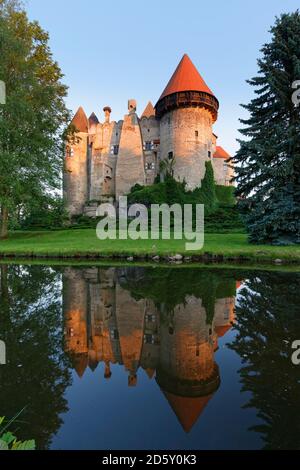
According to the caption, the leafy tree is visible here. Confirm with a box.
[0,0,69,238]
[232,12,300,245]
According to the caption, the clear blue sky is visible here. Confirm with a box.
[27,0,299,155]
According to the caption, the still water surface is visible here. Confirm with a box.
[0,264,299,450]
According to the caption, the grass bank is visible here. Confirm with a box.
[0,230,299,264]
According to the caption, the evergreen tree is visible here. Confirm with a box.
[232,11,300,245]
[0,0,69,238]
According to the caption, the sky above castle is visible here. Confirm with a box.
[27,0,300,156]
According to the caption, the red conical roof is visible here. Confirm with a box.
[71,106,88,133]
[159,54,215,101]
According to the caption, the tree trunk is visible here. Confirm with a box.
[0,206,8,239]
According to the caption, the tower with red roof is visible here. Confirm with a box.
[155,54,220,190]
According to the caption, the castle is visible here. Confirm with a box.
[64,54,233,217]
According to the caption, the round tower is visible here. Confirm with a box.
[155,54,219,190]
[64,106,89,216]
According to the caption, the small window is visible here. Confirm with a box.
[168,151,173,160]
[111,145,119,155]
[144,334,155,345]
[146,314,156,322]
[66,147,74,158]
[208,151,211,159]
[144,141,152,151]
[110,329,119,340]
[195,131,199,138]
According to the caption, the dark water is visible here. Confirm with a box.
[0,264,299,450]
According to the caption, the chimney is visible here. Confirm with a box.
[103,106,112,123]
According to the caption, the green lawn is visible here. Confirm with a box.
[0,230,299,263]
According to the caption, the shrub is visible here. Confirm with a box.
[21,197,69,230]
[215,185,236,206]
[128,161,218,215]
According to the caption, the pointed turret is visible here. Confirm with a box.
[155,54,219,121]
[88,112,99,128]
[159,54,214,100]
[71,106,89,133]
[141,101,155,119]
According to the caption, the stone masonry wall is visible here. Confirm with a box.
[160,107,213,190]
[64,131,89,216]
[115,113,146,198]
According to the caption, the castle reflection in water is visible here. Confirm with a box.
[63,267,240,432]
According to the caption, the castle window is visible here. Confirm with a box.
[110,329,119,340]
[144,141,152,151]
[208,151,211,159]
[168,151,173,160]
[66,147,74,158]
[195,131,199,138]
[111,145,119,155]
[144,334,155,345]
[146,314,156,322]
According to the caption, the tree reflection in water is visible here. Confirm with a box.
[229,272,300,450]
[0,265,71,450]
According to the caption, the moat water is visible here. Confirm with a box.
[0,264,299,450]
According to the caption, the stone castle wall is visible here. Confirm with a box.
[64,131,89,216]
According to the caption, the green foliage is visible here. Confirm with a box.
[129,161,218,216]
[232,11,300,245]
[69,214,101,229]
[128,182,167,206]
[0,1,70,238]
[205,206,245,233]
[194,160,218,214]
[0,411,35,450]
[21,196,69,230]
[215,185,236,206]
